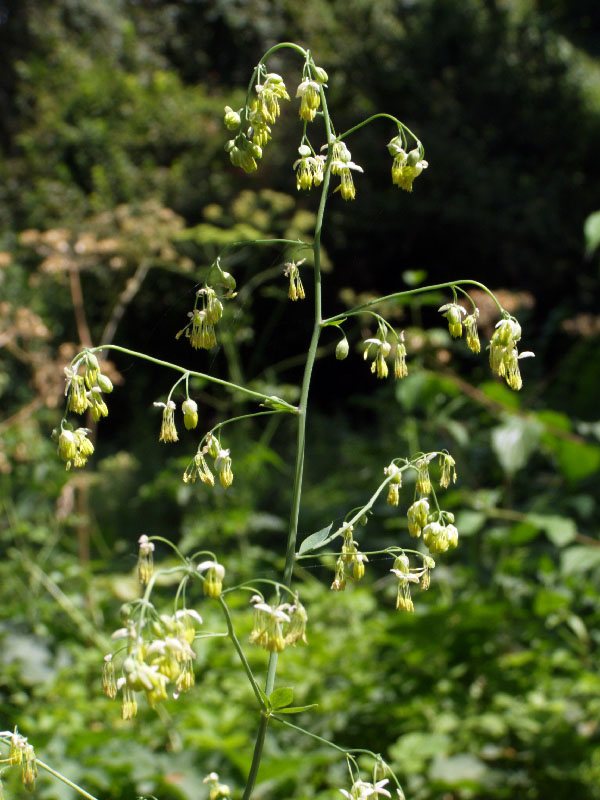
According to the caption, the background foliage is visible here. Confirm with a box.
[1,1,600,798]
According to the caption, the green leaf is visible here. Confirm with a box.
[275,704,318,714]
[269,687,294,709]
[298,523,333,555]
[526,514,577,547]
[561,545,600,575]
[491,415,543,475]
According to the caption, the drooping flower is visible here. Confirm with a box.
[249,595,290,652]
[329,141,364,200]
[391,554,419,613]
[464,309,481,353]
[214,448,233,488]
[293,145,326,191]
[364,336,392,379]
[154,400,178,443]
[407,498,429,537]
[394,336,408,379]
[284,260,306,300]
[384,462,403,506]
[422,521,449,554]
[439,302,466,338]
[197,560,226,598]
[137,535,155,585]
[390,145,428,192]
[296,79,321,121]
[439,452,457,489]
[102,654,117,699]
[415,458,432,495]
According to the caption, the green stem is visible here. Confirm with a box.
[322,279,505,323]
[86,344,296,410]
[217,597,265,710]
[271,716,376,758]
[242,77,336,800]
[36,759,100,800]
[241,713,270,800]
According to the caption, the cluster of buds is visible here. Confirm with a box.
[387,135,428,192]
[330,140,364,201]
[331,523,368,590]
[203,772,231,800]
[64,351,114,420]
[390,552,434,613]
[56,425,94,470]
[7,729,37,791]
[183,432,233,489]
[249,594,308,652]
[107,608,204,715]
[176,285,226,351]
[293,144,326,191]
[284,259,306,300]
[224,73,290,171]
[488,316,534,391]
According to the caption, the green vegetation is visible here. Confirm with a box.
[1,2,600,799]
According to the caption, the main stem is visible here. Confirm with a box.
[241,85,334,800]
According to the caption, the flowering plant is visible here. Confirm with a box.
[1,42,533,800]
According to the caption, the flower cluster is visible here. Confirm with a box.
[284,259,306,300]
[176,285,226,350]
[64,350,114,420]
[488,316,534,391]
[390,552,434,613]
[293,144,325,191]
[387,135,428,192]
[224,73,290,172]
[7,729,37,791]
[183,432,234,489]
[330,523,368,590]
[57,425,94,469]
[363,328,408,381]
[107,608,204,716]
[153,396,200,444]
[437,296,534,388]
[249,594,308,652]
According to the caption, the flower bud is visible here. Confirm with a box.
[58,429,77,462]
[312,66,328,83]
[97,373,113,393]
[223,106,241,130]
[182,398,199,430]
[336,337,349,360]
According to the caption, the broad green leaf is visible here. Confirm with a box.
[275,704,318,714]
[480,380,521,410]
[298,523,333,555]
[491,415,542,475]
[455,510,486,536]
[561,545,600,574]
[533,588,570,616]
[269,687,294,709]
[527,514,577,546]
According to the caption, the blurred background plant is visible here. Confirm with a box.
[1,0,600,798]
